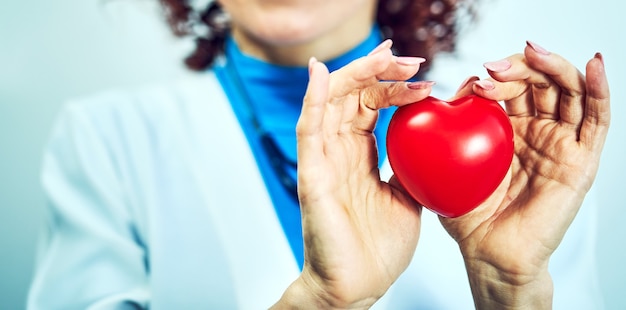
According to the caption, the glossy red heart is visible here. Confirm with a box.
[386,95,514,218]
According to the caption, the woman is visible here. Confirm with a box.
[28,0,610,308]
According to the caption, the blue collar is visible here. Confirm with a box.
[213,27,394,270]
[222,28,386,161]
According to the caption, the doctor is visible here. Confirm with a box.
[28,0,610,309]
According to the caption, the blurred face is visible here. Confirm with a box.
[217,0,378,64]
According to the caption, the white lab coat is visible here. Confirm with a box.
[28,70,604,309]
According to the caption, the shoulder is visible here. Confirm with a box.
[61,71,222,127]
[45,70,230,167]
[49,70,228,149]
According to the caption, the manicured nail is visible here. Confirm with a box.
[394,56,426,66]
[526,40,551,55]
[456,76,480,93]
[473,79,495,91]
[407,80,436,90]
[483,59,511,72]
[368,39,393,56]
[308,57,317,75]
[594,52,604,65]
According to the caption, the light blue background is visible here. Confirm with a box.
[1,0,624,309]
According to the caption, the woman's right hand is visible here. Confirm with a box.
[272,40,432,309]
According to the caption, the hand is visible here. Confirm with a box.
[272,40,433,309]
[442,42,610,309]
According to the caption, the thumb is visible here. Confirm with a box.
[447,76,479,101]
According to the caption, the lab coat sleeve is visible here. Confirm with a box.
[27,102,149,310]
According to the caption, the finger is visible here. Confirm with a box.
[472,78,535,117]
[326,40,393,98]
[580,53,611,149]
[367,39,425,81]
[524,41,586,126]
[447,76,480,101]
[483,54,560,119]
[362,81,435,110]
[351,80,434,132]
[376,56,425,81]
[296,58,330,164]
[326,38,426,102]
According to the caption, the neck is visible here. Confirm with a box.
[231,3,376,66]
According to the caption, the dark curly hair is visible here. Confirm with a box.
[158,0,479,73]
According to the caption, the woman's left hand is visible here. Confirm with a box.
[441,42,610,309]
[273,40,433,309]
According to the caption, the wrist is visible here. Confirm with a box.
[271,273,376,310]
[270,276,329,310]
[464,258,553,310]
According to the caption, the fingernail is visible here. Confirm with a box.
[456,76,480,93]
[308,57,317,75]
[473,80,495,91]
[394,56,426,66]
[368,39,393,56]
[483,59,512,72]
[526,40,551,55]
[594,52,604,65]
[407,80,436,90]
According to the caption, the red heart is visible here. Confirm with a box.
[386,95,514,218]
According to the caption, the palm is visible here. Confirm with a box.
[441,116,594,277]
[440,48,609,282]
[293,45,432,307]
[298,90,420,302]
